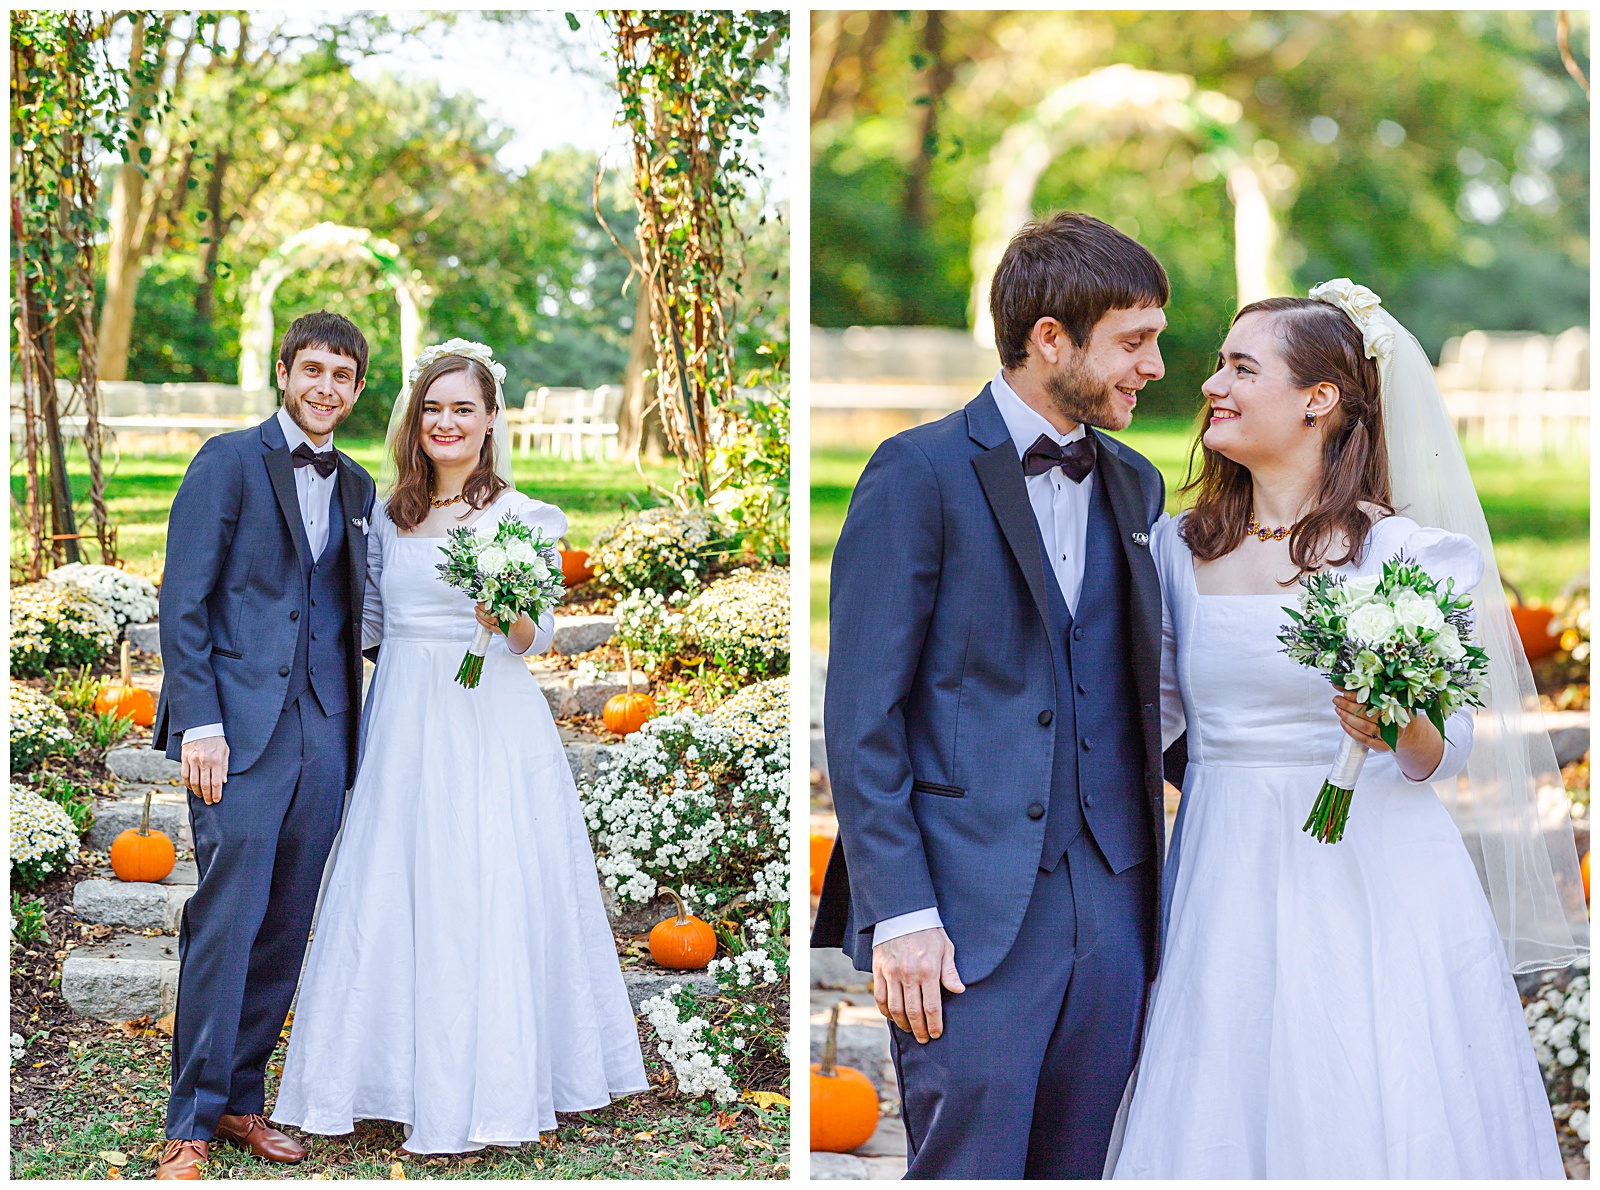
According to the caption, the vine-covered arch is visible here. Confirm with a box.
[969,64,1284,347]
[238,222,427,391]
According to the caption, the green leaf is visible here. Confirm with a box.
[1379,720,1401,752]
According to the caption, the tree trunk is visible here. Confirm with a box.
[97,16,157,382]
[193,145,229,341]
[617,278,665,462]
[903,13,954,231]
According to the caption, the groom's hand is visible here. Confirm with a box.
[182,736,230,805]
[873,927,964,1043]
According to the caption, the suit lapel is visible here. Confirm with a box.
[337,455,367,630]
[260,419,310,573]
[970,434,1052,630]
[1094,429,1162,708]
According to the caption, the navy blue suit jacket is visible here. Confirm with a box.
[152,415,376,777]
[813,386,1169,985]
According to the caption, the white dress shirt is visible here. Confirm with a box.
[871,371,1097,949]
[183,408,337,746]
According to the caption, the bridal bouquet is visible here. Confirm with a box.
[1279,553,1489,843]
[436,519,565,687]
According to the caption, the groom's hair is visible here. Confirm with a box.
[991,212,1168,369]
[278,311,370,385]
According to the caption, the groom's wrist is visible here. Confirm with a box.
[872,906,944,948]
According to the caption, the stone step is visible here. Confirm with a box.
[1545,710,1590,769]
[61,932,181,1022]
[73,861,197,931]
[551,614,616,655]
[531,663,650,718]
[86,786,193,852]
[105,746,182,784]
[125,620,161,656]
[620,968,718,1014]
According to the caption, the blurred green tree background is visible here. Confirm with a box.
[811,9,1588,417]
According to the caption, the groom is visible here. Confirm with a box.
[813,213,1171,1178]
[151,311,376,1179]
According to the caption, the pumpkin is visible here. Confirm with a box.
[603,646,655,736]
[648,887,718,970]
[96,641,157,727]
[810,1001,880,1152]
[559,536,594,588]
[1582,850,1590,905]
[110,788,177,883]
[810,832,835,896]
[1503,579,1560,663]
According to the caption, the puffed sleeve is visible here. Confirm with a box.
[361,502,390,652]
[1396,522,1484,785]
[1152,513,1186,750]
[510,495,568,657]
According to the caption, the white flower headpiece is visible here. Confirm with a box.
[408,338,507,407]
[1308,278,1395,366]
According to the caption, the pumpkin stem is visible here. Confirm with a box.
[660,885,691,926]
[624,645,634,696]
[138,787,153,837]
[120,639,132,686]
[820,1000,841,1077]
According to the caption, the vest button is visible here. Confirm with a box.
[278,666,290,677]
[1084,793,1095,808]
[1027,802,1045,820]
[1038,709,1053,727]
[1081,737,1092,752]
[1076,683,1087,695]
[1072,626,1084,641]
[289,610,300,621]
[311,633,318,641]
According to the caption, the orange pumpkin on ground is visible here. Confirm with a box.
[559,536,594,587]
[603,647,655,736]
[649,887,718,970]
[811,1001,880,1152]
[110,789,176,883]
[96,641,157,727]
[1582,850,1590,905]
[810,832,835,896]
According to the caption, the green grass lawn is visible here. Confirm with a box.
[11,436,679,581]
[812,423,1589,649]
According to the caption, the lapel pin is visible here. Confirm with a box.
[1132,531,1149,546]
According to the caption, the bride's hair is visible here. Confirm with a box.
[387,354,507,531]
[1181,296,1392,578]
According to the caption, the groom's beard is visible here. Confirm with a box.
[284,388,355,439]
[1044,355,1132,433]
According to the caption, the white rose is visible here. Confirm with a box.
[1392,589,1445,634]
[1431,623,1466,661]
[1346,600,1399,645]
[478,545,509,576]
[503,538,535,566]
[528,557,550,582]
[1340,574,1382,606]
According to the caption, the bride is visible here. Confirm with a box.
[1107,284,1585,1178]
[272,341,648,1153]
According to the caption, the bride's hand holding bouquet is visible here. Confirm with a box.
[437,517,566,687]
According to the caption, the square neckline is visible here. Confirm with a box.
[393,488,516,541]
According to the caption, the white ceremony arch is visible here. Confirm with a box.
[968,64,1286,347]
[237,222,427,392]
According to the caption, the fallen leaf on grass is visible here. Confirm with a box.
[142,1143,162,1161]
[389,1161,406,1179]
[741,1090,789,1110]
[716,1110,740,1130]
[634,1131,654,1142]
[118,1017,151,1038]
[535,1158,544,1170]
[154,1013,174,1036]
[106,1167,123,1180]
[98,1151,128,1166]
[459,1156,481,1166]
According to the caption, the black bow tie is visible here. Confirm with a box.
[291,442,337,479]
[1022,432,1096,483]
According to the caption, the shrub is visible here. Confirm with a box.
[581,699,789,918]
[1526,959,1590,1162]
[612,585,694,672]
[47,563,159,629]
[32,773,94,839]
[10,782,81,889]
[10,581,117,677]
[706,385,789,565]
[10,891,47,951]
[682,567,790,681]
[10,682,75,772]
[589,506,717,597]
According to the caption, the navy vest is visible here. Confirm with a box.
[283,478,353,717]
[1038,471,1153,875]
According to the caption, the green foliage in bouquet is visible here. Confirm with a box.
[589,506,719,597]
[9,582,117,677]
[1280,554,1490,752]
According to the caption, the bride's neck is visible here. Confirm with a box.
[1248,465,1319,527]
[430,459,476,498]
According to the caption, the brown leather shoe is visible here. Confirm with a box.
[155,1139,209,1180]
[215,1113,307,1163]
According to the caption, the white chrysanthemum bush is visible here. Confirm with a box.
[589,506,717,597]
[1526,960,1590,1163]
[682,567,790,680]
[47,563,159,630]
[10,782,81,890]
[10,581,118,677]
[10,682,76,772]
[612,586,694,672]
[583,677,791,1102]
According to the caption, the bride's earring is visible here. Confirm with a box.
[1304,409,1317,428]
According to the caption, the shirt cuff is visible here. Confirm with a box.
[182,723,225,744]
[872,906,944,948]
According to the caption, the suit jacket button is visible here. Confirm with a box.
[278,666,290,677]
[1027,802,1045,820]
[1038,709,1054,726]
[1076,683,1088,695]
[1081,737,1093,752]
[1084,793,1095,808]
[289,610,300,621]
[1072,626,1084,641]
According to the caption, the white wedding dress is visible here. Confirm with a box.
[1108,513,1563,1179]
[272,489,648,1154]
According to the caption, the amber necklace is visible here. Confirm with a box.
[429,491,467,510]
[1245,513,1293,542]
